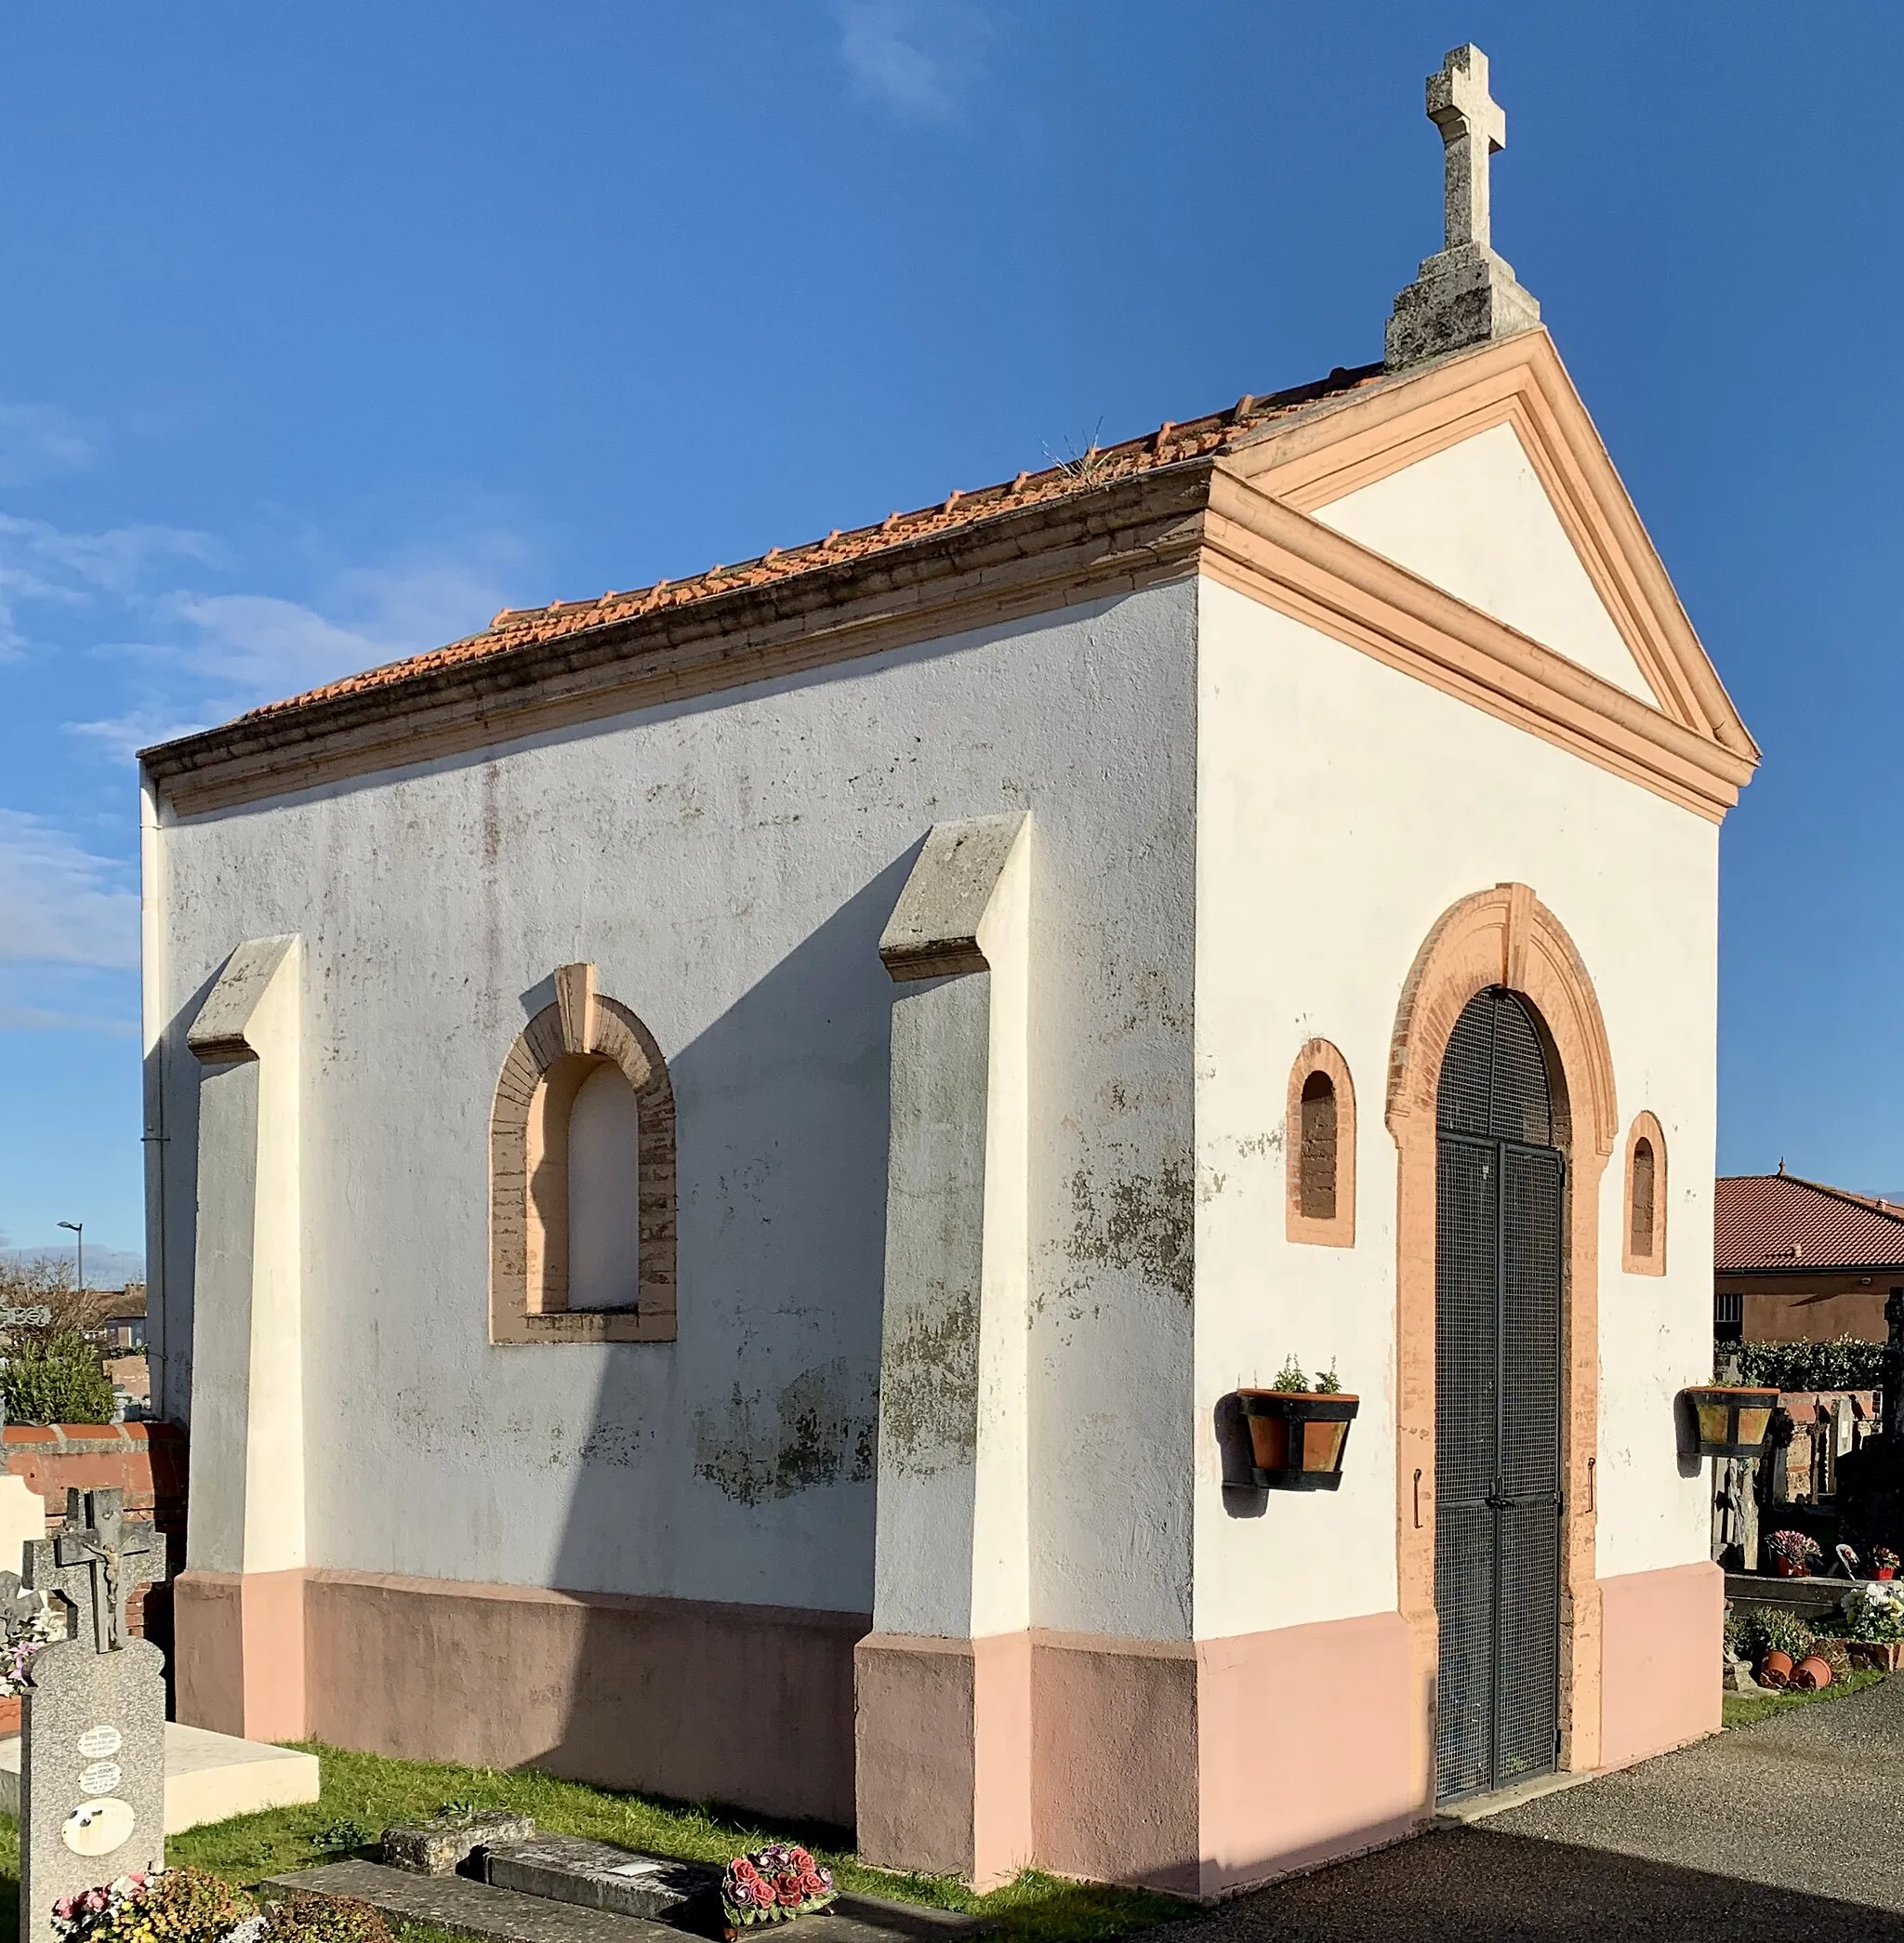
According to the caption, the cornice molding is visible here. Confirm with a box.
[146,469,1212,815]
[1202,467,1752,821]
[143,331,1755,825]
[1230,329,1758,765]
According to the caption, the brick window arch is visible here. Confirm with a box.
[489,962,677,1343]
[1286,1038,1355,1247]
[1623,1111,1666,1276]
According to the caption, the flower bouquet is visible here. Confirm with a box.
[0,1580,60,1696]
[1765,1529,1821,1579]
[721,1846,837,1934]
[1841,1580,1904,1642]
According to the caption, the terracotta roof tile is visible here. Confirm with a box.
[234,362,1388,728]
[1714,1172,1904,1272]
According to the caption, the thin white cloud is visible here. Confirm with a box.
[833,0,990,122]
[0,404,94,487]
[0,812,139,970]
[66,551,511,760]
[0,1001,139,1038]
[0,512,219,659]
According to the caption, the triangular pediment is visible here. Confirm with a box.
[1220,329,1758,775]
[1306,419,1659,706]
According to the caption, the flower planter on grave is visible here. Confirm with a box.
[1681,1385,1779,1459]
[1236,1391,1359,1491]
[0,1696,19,1737]
[1756,1650,1793,1688]
[1848,1639,1904,1672]
[1791,1655,1833,1692]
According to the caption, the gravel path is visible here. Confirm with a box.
[1153,1677,1904,1942]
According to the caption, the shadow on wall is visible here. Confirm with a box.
[530,853,920,1817]
[151,961,226,1424]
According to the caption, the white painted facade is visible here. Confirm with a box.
[146,404,1735,1683]
[1192,573,1718,1642]
[150,584,1200,1637]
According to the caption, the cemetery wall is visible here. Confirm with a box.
[1,1423,186,1643]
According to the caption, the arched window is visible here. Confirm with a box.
[490,961,677,1342]
[1623,1112,1666,1275]
[1286,1039,1355,1247]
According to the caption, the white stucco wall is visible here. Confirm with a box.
[150,583,1200,1636]
[1192,573,1720,1643]
[1311,422,1659,706]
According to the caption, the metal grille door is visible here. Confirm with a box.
[1434,988,1564,1804]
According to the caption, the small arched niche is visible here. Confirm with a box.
[490,962,677,1343]
[1623,1111,1667,1276]
[1286,1038,1356,1247]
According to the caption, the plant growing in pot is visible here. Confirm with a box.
[1839,1580,1904,1670]
[1765,1529,1822,1580]
[1871,1546,1899,1582]
[1236,1357,1359,1491]
[1741,1605,1814,1689]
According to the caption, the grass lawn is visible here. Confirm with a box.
[1723,1665,1887,1729]
[0,1744,1192,1943]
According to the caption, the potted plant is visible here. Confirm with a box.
[1236,1357,1359,1492]
[1765,1529,1822,1580]
[1739,1604,1814,1690]
[1679,1383,1779,1458]
[1871,1546,1899,1582]
[1839,1580,1904,1671]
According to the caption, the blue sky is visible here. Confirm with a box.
[1,3,1899,1266]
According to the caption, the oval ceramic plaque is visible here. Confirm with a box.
[78,1761,123,1795]
[61,1798,134,1857]
[77,1726,122,1760]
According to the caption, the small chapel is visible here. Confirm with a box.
[138,46,1756,1897]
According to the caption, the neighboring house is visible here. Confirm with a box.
[96,1284,148,1351]
[1714,1171,1904,1344]
[136,49,1757,1897]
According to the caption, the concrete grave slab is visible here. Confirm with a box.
[0,1723,320,1831]
[483,1834,719,1922]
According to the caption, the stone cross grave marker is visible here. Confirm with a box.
[18,1488,167,1943]
[1427,44,1507,255]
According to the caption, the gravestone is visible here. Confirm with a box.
[18,1488,167,1943]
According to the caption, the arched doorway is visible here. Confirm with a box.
[1434,986,1564,1802]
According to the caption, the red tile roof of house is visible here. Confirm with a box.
[229,361,1389,729]
[1714,1172,1904,1272]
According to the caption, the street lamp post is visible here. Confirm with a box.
[57,1221,83,1294]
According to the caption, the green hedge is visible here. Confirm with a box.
[1728,1336,1886,1392]
[1,1330,115,1425]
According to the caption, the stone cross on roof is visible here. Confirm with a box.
[1385,42,1540,371]
[1428,44,1506,253]
[23,1487,165,1654]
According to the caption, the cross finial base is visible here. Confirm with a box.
[1385,242,1540,370]
[1385,42,1540,371]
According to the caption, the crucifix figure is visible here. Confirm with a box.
[1428,44,1506,255]
[23,1487,165,1654]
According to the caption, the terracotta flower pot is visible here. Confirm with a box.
[0,1696,18,1737]
[1877,1567,1896,1581]
[1791,1655,1833,1692]
[1234,1391,1359,1491]
[1755,1651,1793,1688]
